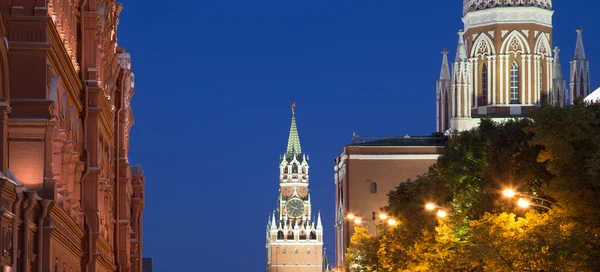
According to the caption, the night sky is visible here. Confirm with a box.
[116,0,598,270]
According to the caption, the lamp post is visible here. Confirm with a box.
[502,189,555,210]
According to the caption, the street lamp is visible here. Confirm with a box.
[436,210,448,218]
[502,188,555,210]
[425,203,449,218]
[345,213,398,237]
[517,198,530,208]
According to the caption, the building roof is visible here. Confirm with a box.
[584,87,600,104]
[349,134,446,147]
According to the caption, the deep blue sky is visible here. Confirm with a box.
[117,0,598,270]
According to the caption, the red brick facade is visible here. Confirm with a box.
[333,136,445,270]
[0,0,145,271]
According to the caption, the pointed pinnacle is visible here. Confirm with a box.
[440,49,451,80]
[574,27,586,60]
[455,30,468,62]
[285,105,302,156]
[553,47,563,79]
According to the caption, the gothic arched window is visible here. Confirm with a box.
[482,64,488,105]
[510,62,520,104]
[370,182,377,194]
[292,164,298,174]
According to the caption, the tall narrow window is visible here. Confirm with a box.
[539,64,543,94]
[539,64,543,103]
[62,92,67,119]
[370,182,377,194]
[510,62,520,104]
[482,64,488,105]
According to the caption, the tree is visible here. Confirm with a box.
[347,102,600,270]
[345,226,379,272]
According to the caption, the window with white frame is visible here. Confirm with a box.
[510,62,520,104]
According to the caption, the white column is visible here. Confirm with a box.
[473,58,479,108]
[452,82,456,118]
[468,81,473,118]
[436,92,440,132]
[548,58,553,103]
[499,55,504,105]
[521,56,526,104]
[492,56,497,105]
[534,56,540,105]
[506,56,510,104]
[527,55,532,105]
[458,82,462,117]
[487,57,492,106]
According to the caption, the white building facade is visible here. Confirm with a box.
[437,0,591,133]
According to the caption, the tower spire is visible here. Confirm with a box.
[574,27,586,60]
[455,30,468,62]
[552,47,567,107]
[437,49,452,133]
[570,27,591,101]
[286,101,302,156]
[440,49,451,80]
[271,213,277,231]
[553,47,563,77]
[317,211,322,230]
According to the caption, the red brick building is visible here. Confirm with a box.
[0,0,145,271]
[333,135,445,270]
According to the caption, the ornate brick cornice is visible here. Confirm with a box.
[463,0,552,16]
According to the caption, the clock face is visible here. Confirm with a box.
[285,198,305,218]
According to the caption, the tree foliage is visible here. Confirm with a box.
[344,100,600,271]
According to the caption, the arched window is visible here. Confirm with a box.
[292,164,298,174]
[482,64,488,105]
[370,182,377,194]
[510,62,520,104]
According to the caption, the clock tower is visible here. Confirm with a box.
[266,103,325,272]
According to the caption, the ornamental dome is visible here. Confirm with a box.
[463,0,552,16]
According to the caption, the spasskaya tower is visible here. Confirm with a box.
[266,103,326,271]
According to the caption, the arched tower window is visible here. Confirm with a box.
[292,164,298,174]
[370,182,377,193]
[482,64,488,106]
[510,62,520,104]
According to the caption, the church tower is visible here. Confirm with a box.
[436,49,452,133]
[439,0,555,132]
[451,30,474,131]
[266,103,324,272]
[552,47,567,107]
[570,27,590,102]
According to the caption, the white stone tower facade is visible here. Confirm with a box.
[436,0,594,132]
[266,103,324,272]
[438,0,556,132]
